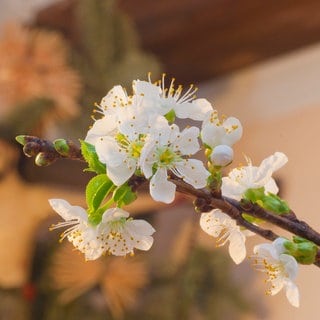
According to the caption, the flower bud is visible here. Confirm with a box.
[210,145,233,166]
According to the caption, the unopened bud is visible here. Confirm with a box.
[54,139,70,156]
[35,152,56,166]
[211,145,233,166]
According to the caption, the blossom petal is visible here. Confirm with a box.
[107,160,136,186]
[85,117,117,144]
[95,136,126,167]
[228,230,246,264]
[255,152,288,185]
[174,98,213,121]
[200,210,225,237]
[175,159,210,188]
[285,281,300,307]
[172,126,200,155]
[49,199,88,221]
[150,168,176,203]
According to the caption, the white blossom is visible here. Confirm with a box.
[200,209,252,264]
[49,199,105,260]
[49,199,155,259]
[253,238,299,307]
[201,110,243,148]
[99,207,155,256]
[140,118,210,203]
[85,85,132,144]
[221,152,288,200]
[133,75,213,120]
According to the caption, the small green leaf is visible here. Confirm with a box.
[164,109,176,123]
[80,140,106,174]
[113,184,137,207]
[86,174,115,213]
[244,187,265,203]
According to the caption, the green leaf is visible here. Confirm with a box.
[86,174,115,213]
[164,109,176,123]
[113,183,137,207]
[244,187,265,203]
[80,140,106,174]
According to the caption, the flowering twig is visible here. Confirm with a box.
[15,135,320,268]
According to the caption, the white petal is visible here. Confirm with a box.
[285,281,300,307]
[199,210,225,237]
[140,138,156,178]
[220,117,243,145]
[150,168,176,203]
[100,85,128,112]
[126,219,156,236]
[255,152,288,185]
[95,136,125,167]
[107,161,136,186]
[201,122,226,147]
[85,117,117,144]
[174,98,212,121]
[172,126,200,155]
[228,230,247,264]
[280,254,299,280]
[48,199,88,221]
[264,178,279,194]
[175,159,210,188]
[126,221,155,251]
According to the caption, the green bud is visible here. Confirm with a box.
[54,139,70,156]
[262,193,290,214]
[15,135,27,146]
[283,237,318,264]
[35,152,56,166]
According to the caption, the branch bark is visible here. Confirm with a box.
[16,135,320,268]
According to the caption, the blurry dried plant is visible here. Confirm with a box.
[0,23,81,127]
[50,242,149,319]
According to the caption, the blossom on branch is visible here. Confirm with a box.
[221,152,288,200]
[201,110,242,166]
[140,118,210,203]
[253,238,300,307]
[134,74,213,120]
[49,199,155,259]
[200,209,253,264]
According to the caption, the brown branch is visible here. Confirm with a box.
[15,135,320,267]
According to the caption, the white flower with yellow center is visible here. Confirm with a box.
[200,209,253,264]
[221,152,288,200]
[94,108,155,186]
[133,74,213,120]
[85,85,133,144]
[140,118,210,203]
[253,238,299,307]
[49,199,156,259]
[99,208,155,256]
[49,199,105,261]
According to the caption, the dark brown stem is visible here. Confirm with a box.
[16,136,320,267]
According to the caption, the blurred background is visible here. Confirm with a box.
[1,0,320,319]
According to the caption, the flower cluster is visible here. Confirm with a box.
[45,75,317,308]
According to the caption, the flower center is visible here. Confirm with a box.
[157,147,181,167]
[108,217,128,234]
